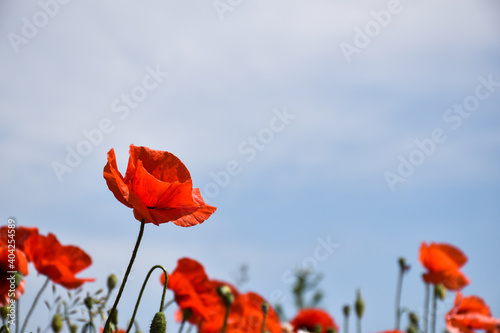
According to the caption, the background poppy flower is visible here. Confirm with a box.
[419,242,470,291]
[0,246,29,305]
[226,292,282,333]
[446,293,500,333]
[27,233,94,289]
[290,308,339,333]
[104,144,216,226]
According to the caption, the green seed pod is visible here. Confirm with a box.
[51,313,63,333]
[314,324,323,333]
[355,289,365,319]
[343,305,350,318]
[435,284,446,301]
[0,307,8,321]
[326,327,337,333]
[261,301,269,315]
[150,312,167,333]
[107,274,118,291]
[217,285,234,306]
[84,296,94,310]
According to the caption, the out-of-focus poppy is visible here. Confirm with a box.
[0,246,29,305]
[226,292,282,333]
[419,242,470,291]
[27,233,94,289]
[446,292,500,333]
[290,308,339,333]
[104,144,216,226]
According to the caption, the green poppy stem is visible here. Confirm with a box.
[260,310,268,333]
[20,277,49,333]
[356,318,361,333]
[221,305,230,333]
[395,268,404,330]
[423,283,430,333]
[344,313,349,333]
[431,286,437,333]
[125,264,168,333]
[178,319,187,333]
[104,219,146,333]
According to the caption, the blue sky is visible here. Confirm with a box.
[1,0,499,332]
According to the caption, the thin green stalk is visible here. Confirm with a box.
[103,220,145,332]
[344,314,349,333]
[431,286,437,333]
[423,283,430,333]
[356,318,361,333]
[21,278,50,333]
[221,305,230,333]
[178,319,186,333]
[125,265,168,333]
[260,310,268,333]
[395,269,404,330]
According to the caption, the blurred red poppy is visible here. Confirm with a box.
[104,145,216,227]
[446,292,500,333]
[0,226,39,258]
[164,257,223,327]
[164,258,280,333]
[227,292,282,333]
[27,233,94,289]
[419,242,470,291]
[290,308,339,333]
[0,246,29,305]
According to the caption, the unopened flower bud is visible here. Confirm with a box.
[107,274,118,291]
[109,308,118,326]
[84,296,94,310]
[217,285,234,306]
[51,313,63,333]
[355,289,365,319]
[409,312,419,326]
[0,306,8,321]
[407,325,418,333]
[343,305,350,318]
[435,284,446,300]
[70,324,78,333]
[150,312,167,333]
[261,301,269,315]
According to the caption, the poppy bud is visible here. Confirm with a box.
[409,312,419,326]
[261,301,269,315]
[150,312,167,333]
[109,308,118,326]
[343,305,350,318]
[355,289,364,319]
[217,285,234,307]
[406,325,417,333]
[84,296,94,310]
[70,324,78,333]
[107,274,118,291]
[0,307,8,321]
[51,313,63,333]
[435,284,446,300]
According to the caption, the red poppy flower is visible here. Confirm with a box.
[104,145,216,227]
[0,246,29,305]
[27,233,94,289]
[290,308,339,333]
[164,257,223,326]
[446,293,500,333]
[0,226,39,259]
[419,242,470,291]
[226,292,282,333]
